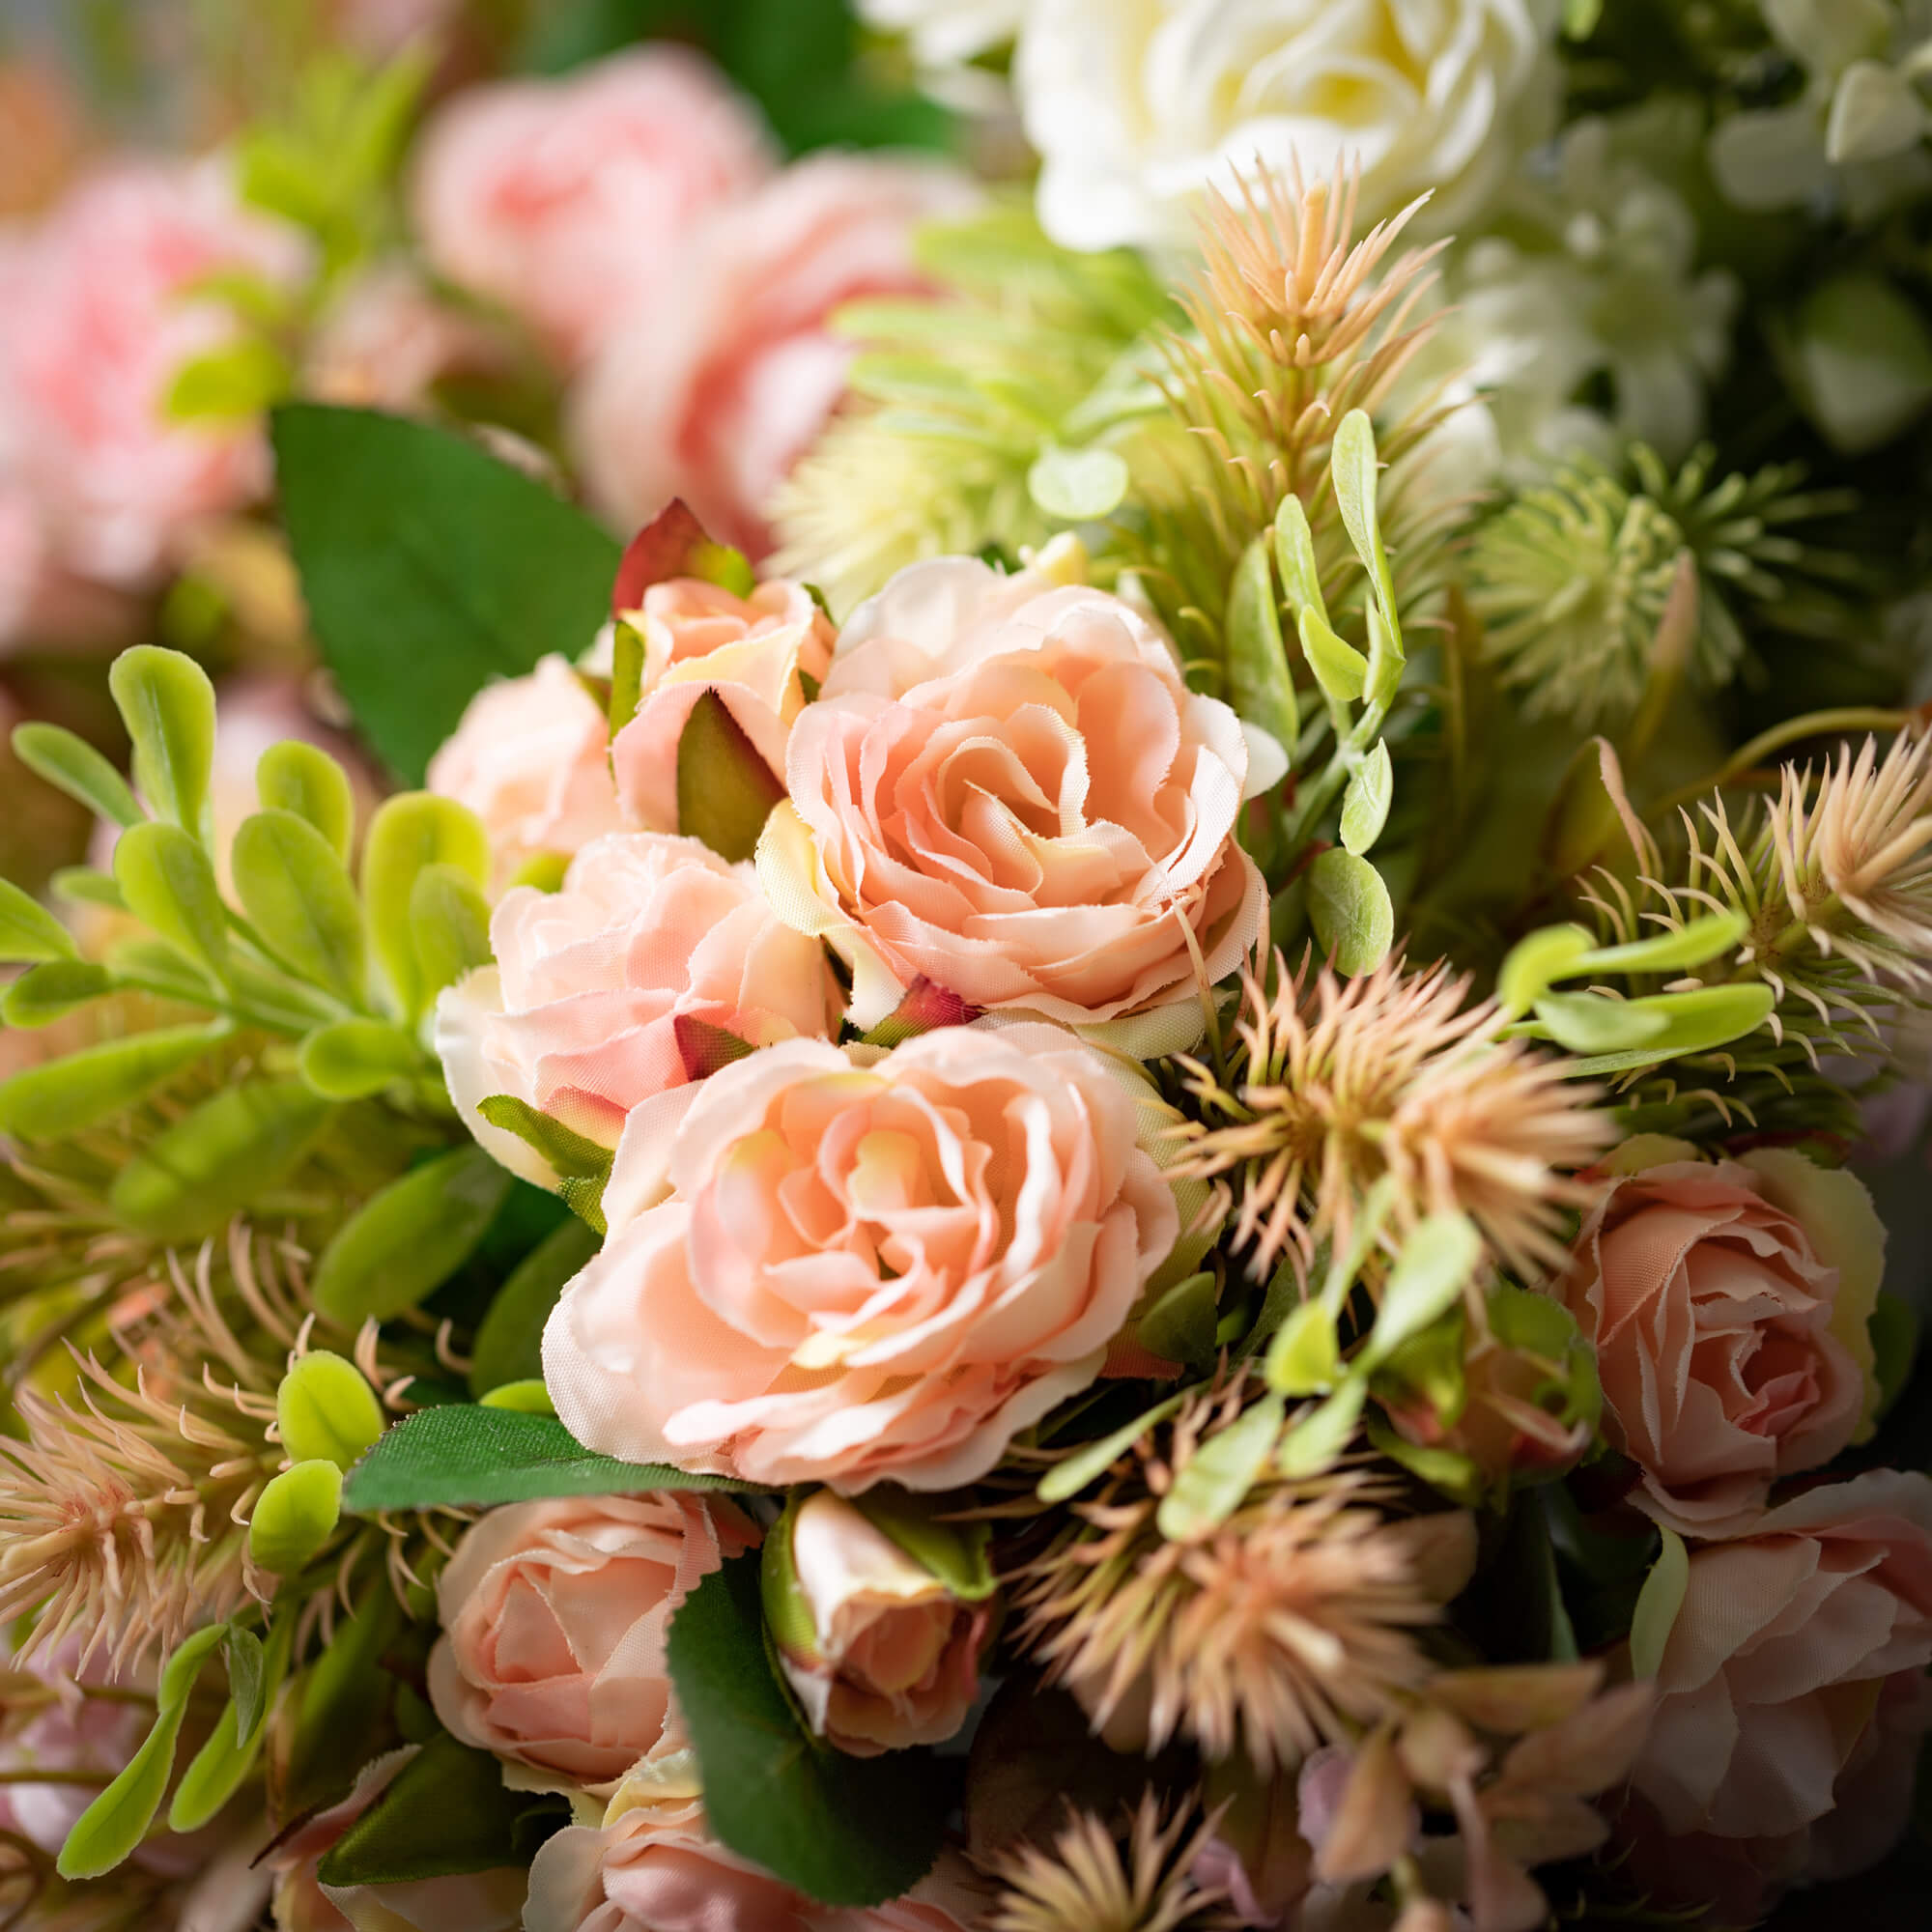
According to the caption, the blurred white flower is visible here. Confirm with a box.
[1013,0,1558,253]
[855,0,1027,64]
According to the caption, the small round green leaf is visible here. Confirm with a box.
[298,1018,423,1099]
[1157,1392,1285,1541]
[0,877,77,964]
[1308,848,1394,978]
[232,809,366,1004]
[1297,606,1369,703]
[257,740,356,861]
[1265,1298,1341,1396]
[477,1378,555,1414]
[113,820,230,979]
[249,1459,344,1574]
[277,1350,386,1469]
[410,862,492,1004]
[1339,741,1393,857]
[1366,1211,1482,1364]
[360,794,491,1022]
[1026,443,1129,523]
[109,645,216,837]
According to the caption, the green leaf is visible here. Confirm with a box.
[1225,536,1298,752]
[1365,1212,1482,1366]
[1156,1391,1285,1540]
[342,1404,764,1513]
[316,1731,535,1887]
[1339,742,1393,857]
[1531,991,1665,1053]
[0,1023,223,1141]
[249,1459,344,1574]
[278,1350,386,1469]
[57,1623,226,1879]
[1496,924,1594,1018]
[106,936,215,1004]
[280,1582,404,1818]
[113,821,230,979]
[232,810,366,1004]
[476,1094,614,1231]
[410,863,493,1006]
[109,1079,333,1241]
[478,1378,554,1413]
[1271,493,1330,628]
[1026,443,1129,522]
[1296,607,1369,703]
[298,1018,423,1099]
[273,405,622,784]
[2,959,112,1028]
[608,618,646,737]
[1275,1378,1368,1478]
[168,1615,292,1834]
[257,741,355,861]
[1331,411,1398,636]
[165,337,292,421]
[52,866,128,911]
[676,691,786,863]
[1307,848,1393,977]
[1134,1269,1219,1371]
[1630,1524,1689,1679]
[1537,983,1775,1064]
[851,1489,999,1603]
[1265,1298,1340,1396]
[1562,0,1604,36]
[1035,1392,1190,1503]
[360,793,491,1023]
[13,722,142,828]
[108,646,216,838]
[1570,910,1749,978]
[469,1214,602,1396]
[312,1144,514,1327]
[222,1625,268,1742]
[668,1552,952,1905]
[0,877,77,963]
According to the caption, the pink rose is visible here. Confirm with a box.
[0,159,302,592]
[410,47,773,368]
[1622,1470,1932,1918]
[427,654,625,886]
[569,154,978,556]
[427,1492,759,1793]
[761,557,1268,1031]
[1555,1145,1883,1533]
[606,572,836,837]
[544,1024,1179,1491]
[0,479,139,652]
[771,1490,996,1755]
[435,831,840,1184]
[305,261,513,414]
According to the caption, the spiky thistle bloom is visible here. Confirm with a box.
[1012,1378,1476,1776]
[986,1796,1236,1932]
[1169,955,1610,1283]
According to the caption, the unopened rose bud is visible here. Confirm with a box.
[764,1490,998,1757]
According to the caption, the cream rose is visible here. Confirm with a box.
[410,46,772,367]
[770,1490,996,1755]
[426,1492,758,1793]
[543,1025,1179,1492]
[1555,1144,1884,1534]
[1628,1471,1932,1889]
[607,573,835,837]
[1013,0,1556,252]
[762,557,1267,1032]
[568,154,977,557]
[434,831,840,1185]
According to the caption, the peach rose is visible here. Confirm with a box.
[426,654,625,886]
[1624,1471,1932,1915]
[0,159,302,591]
[544,1024,1179,1491]
[760,557,1268,1032]
[1555,1144,1884,1533]
[410,47,772,368]
[771,1491,995,1755]
[606,573,835,836]
[569,154,978,556]
[427,1492,758,1793]
[435,831,841,1186]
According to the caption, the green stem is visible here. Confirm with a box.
[1649,708,1913,820]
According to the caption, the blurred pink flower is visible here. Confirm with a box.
[570,153,977,557]
[305,260,513,414]
[411,46,774,368]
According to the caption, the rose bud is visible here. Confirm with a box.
[762,1490,998,1756]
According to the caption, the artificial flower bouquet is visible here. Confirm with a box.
[9,5,1932,1931]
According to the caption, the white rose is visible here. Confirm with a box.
[1015,0,1557,253]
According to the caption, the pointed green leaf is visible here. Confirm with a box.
[608,618,646,737]
[165,337,292,421]
[852,1489,999,1603]
[221,1626,267,1742]
[0,1023,223,1140]
[410,863,492,1006]
[1308,848,1393,977]
[676,692,786,864]
[1035,1392,1191,1504]
[1339,742,1393,856]
[1134,1269,1220,1371]
[1271,493,1329,628]
[113,821,230,979]
[249,1459,343,1574]
[106,936,216,1005]
[1366,1212,1482,1366]
[0,877,77,963]
[1630,1524,1689,1679]
[109,1079,334,1241]
[298,1018,423,1099]
[1571,910,1749,978]
[13,722,142,828]
[168,1615,292,1834]
[1156,1392,1285,1541]
[51,867,127,911]
[360,793,490,1022]
[478,1378,554,1412]
[1225,536,1298,751]
[469,1214,602,1397]
[2,959,112,1028]
[476,1094,613,1232]
[1276,1378,1369,1478]
[232,809,366,1004]
[341,1405,764,1514]
[312,1143,514,1327]
[257,740,355,861]
[1331,411,1398,635]
[278,1350,386,1469]
[1497,924,1594,1018]
[1297,607,1369,702]
[1265,1298,1341,1396]
[109,646,216,838]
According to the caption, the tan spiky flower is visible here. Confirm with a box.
[986,1796,1236,1932]
[1013,1378,1476,1776]
[1769,730,1932,987]
[1169,954,1610,1283]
